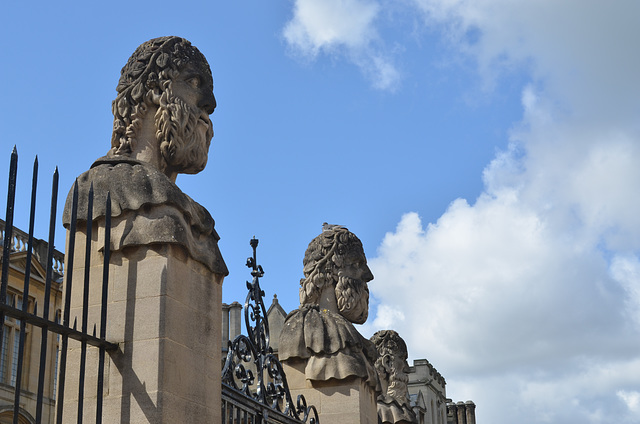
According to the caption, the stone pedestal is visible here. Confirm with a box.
[283,360,378,424]
[61,224,224,423]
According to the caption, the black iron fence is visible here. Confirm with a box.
[1,147,318,424]
[0,148,116,424]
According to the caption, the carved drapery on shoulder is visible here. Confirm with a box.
[62,155,227,276]
[279,305,379,389]
[377,399,417,424]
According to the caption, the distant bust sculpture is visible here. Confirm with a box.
[371,330,417,424]
[279,224,378,388]
[63,36,227,275]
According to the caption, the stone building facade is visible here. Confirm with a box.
[0,219,64,424]
[406,358,447,424]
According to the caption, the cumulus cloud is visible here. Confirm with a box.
[361,1,640,423]
[283,0,400,90]
[283,0,379,52]
[280,0,640,421]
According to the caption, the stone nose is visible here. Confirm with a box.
[199,91,216,115]
[362,265,374,282]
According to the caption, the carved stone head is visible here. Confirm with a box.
[371,330,411,403]
[110,36,216,175]
[299,224,373,324]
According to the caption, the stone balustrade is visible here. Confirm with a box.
[0,218,64,278]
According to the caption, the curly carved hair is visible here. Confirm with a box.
[371,330,409,365]
[371,330,411,401]
[110,36,213,156]
[299,224,366,305]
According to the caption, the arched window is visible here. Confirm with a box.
[0,407,36,424]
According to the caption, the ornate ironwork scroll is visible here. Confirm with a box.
[222,238,319,424]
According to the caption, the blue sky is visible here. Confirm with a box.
[2,1,640,423]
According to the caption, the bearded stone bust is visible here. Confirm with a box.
[371,330,417,424]
[63,36,227,275]
[279,224,378,389]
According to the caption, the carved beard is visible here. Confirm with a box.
[155,87,213,174]
[335,275,369,324]
[387,364,410,405]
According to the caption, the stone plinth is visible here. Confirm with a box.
[283,360,378,424]
[61,224,223,423]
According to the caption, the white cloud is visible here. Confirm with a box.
[358,52,402,91]
[410,0,640,121]
[366,304,405,330]
[611,255,640,327]
[370,209,640,423]
[283,0,400,90]
[281,0,640,421]
[447,359,640,424]
[370,205,635,370]
[617,390,640,415]
[283,0,379,53]
[361,1,640,423]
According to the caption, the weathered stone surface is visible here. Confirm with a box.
[63,156,227,275]
[63,237,224,423]
[279,224,378,388]
[284,360,379,424]
[266,295,287,352]
[62,35,226,276]
[281,305,378,384]
[371,330,417,424]
[62,36,225,423]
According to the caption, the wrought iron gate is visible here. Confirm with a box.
[221,238,318,424]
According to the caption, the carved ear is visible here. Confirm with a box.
[382,354,393,374]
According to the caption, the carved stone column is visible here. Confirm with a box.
[456,401,467,424]
[465,401,476,424]
[222,303,230,349]
[447,402,458,424]
[228,301,242,340]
